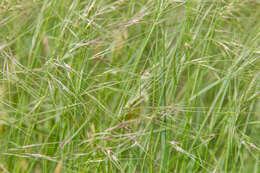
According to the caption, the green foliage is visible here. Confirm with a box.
[0,0,259,172]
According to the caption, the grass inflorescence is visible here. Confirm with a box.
[0,0,259,172]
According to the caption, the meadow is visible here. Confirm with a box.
[0,0,260,172]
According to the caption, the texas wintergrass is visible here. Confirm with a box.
[0,0,259,172]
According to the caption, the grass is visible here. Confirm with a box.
[0,0,260,172]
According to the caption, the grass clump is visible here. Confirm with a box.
[0,0,259,172]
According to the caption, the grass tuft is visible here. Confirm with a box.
[0,0,259,172]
